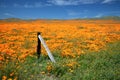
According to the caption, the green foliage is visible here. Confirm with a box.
[62,41,120,80]
[0,41,120,80]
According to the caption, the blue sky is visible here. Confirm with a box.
[0,0,120,19]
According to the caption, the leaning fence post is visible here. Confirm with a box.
[37,32,41,59]
[38,33,56,63]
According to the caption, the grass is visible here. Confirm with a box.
[22,39,32,49]
[0,41,120,80]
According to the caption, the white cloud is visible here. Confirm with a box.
[47,0,100,6]
[13,2,51,8]
[23,4,36,8]
[102,0,115,3]
[68,10,88,16]
[79,0,99,4]
[3,0,117,8]
[95,14,103,18]
[4,13,15,17]
[47,0,79,5]
[13,3,42,8]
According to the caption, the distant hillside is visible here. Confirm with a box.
[0,18,35,22]
[0,16,120,22]
[0,18,23,22]
[74,16,120,20]
[99,16,120,20]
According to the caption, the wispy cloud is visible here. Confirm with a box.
[68,11,79,16]
[48,0,119,6]
[79,0,99,4]
[0,0,118,8]
[102,0,116,4]
[47,0,100,6]
[13,2,51,8]
[3,13,15,17]
[95,14,103,18]
[23,2,47,8]
[23,3,41,8]
[47,0,79,6]
[68,10,88,16]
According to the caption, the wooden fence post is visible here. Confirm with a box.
[37,32,41,59]
[38,33,56,63]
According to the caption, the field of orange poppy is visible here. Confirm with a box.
[0,19,120,79]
